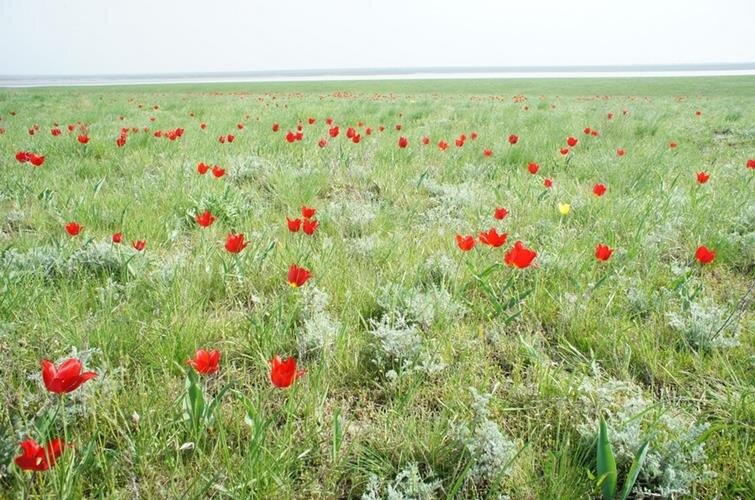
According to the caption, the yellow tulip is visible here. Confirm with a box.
[558,202,571,215]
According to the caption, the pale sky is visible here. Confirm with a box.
[1,0,753,76]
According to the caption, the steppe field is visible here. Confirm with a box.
[0,77,753,498]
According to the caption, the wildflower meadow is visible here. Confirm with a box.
[1,77,753,498]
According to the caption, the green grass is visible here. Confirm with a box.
[0,76,753,498]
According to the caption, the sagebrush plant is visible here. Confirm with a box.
[455,388,519,488]
[361,462,441,500]
[0,77,753,497]
[667,297,741,349]
[578,374,716,496]
[367,312,445,379]
[297,285,341,358]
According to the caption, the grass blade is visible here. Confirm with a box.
[620,440,649,500]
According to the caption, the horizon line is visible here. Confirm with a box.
[3,62,755,80]
[3,64,755,89]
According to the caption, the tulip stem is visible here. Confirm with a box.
[59,395,68,451]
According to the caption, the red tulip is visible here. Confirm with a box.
[287,264,311,287]
[591,130,599,137]
[595,244,613,261]
[567,136,578,147]
[478,228,508,248]
[583,127,592,135]
[422,136,430,145]
[504,241,537,269]
[186,349,220,375]
[286,216,302,232]
[616,148,625,157]
[272,123,280,132]
[508,134,519,145]
[132,240,146,251]
[51,128,62,136]
[695,110,702,116]
[696,171,710,184]
[285,131,296,143]
[41,358,96,394]
[365,127,372,135]
[593,183,607,196]
[395,124,402,131]
[15,151,30,163]
[455,234,475,251]
[29,153,45,166]
[212,165,225,178]
[303,218,318,235]
[329,126,340,138]
[15,438,65,472]
[270,355,305,388]
[112,232,123,244]
[308,117,316,125]
[544,178,553,189]
[301,206,316,218]
[398,136,408,148]
[318,138,327,148]
[237,123,244,130]
[77,134,89,144]
[470,131,478,140]
[295,131,303,141]
[559,147,570,156]
[65,222,82,236]
[669,142,678,149]
[494,207,508,220]
[747,159,755,169]
[695,245,715,265]
[195,210,216,228]
[351,133,361,144]
[483,149,493,157]
[438,140,449,151]
[455,137,464,148]
[200,123,207,129]
[225,233,247,253]
[527,162,539,174]
[197,162,210,175]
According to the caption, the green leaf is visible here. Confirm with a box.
[502,288,532,311]
[620,440,649,500]
[93,177,106,195]
[183,368,205,433]
[597,417,617,500]
[416,169,429,188]
[205,383,233,424]
[332,408,343,461]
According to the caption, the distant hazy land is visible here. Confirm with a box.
[2,63,754,87]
